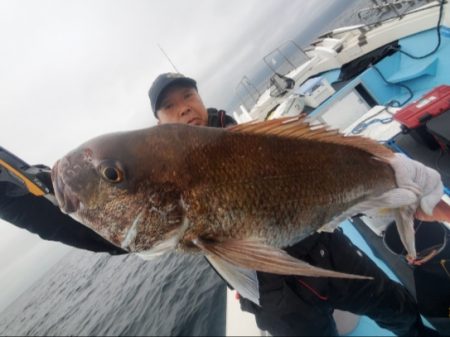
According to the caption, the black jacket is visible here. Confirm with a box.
[0,108,235,254]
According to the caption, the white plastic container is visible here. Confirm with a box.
[296,77,335,108]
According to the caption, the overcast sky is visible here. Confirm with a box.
[0,0,357,311]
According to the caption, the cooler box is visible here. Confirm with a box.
[394,85,450,149]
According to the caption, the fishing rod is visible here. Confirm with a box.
[157,43,180,73]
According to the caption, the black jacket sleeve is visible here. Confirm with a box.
[0,181,126,255]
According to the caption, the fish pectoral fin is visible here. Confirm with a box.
[194,238,372,280]
[205,255,260,305]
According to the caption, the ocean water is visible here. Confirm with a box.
[0,250,226,336]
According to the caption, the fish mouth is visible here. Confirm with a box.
[51,160,81,214]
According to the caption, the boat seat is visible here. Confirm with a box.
[386,57,438,84]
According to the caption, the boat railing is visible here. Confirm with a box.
[315,0,443,40]
[235,40,310,112]
[235,76,261,113]
[357,0,438,25]
[262,40,309,75]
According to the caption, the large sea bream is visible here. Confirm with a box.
[51,116,449,300]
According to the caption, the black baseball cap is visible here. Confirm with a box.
[148,73,197,117]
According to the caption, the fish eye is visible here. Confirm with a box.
[99,164,124,183]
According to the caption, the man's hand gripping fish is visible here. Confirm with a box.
[52,116,450,296]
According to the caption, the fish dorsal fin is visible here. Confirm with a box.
[228,115,394,160]
[194,238,372,280]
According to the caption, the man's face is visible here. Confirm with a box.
[156,85,208,126]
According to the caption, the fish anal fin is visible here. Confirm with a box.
[228,116,394,160]
[194,238,372,280]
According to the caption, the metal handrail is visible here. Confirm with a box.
[262,40,309,74]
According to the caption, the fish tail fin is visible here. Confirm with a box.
[415,199,450,223]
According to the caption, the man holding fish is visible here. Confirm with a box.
[1,72,445,335]
[141,73,443,336]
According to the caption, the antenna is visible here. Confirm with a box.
[157,44,180,73]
